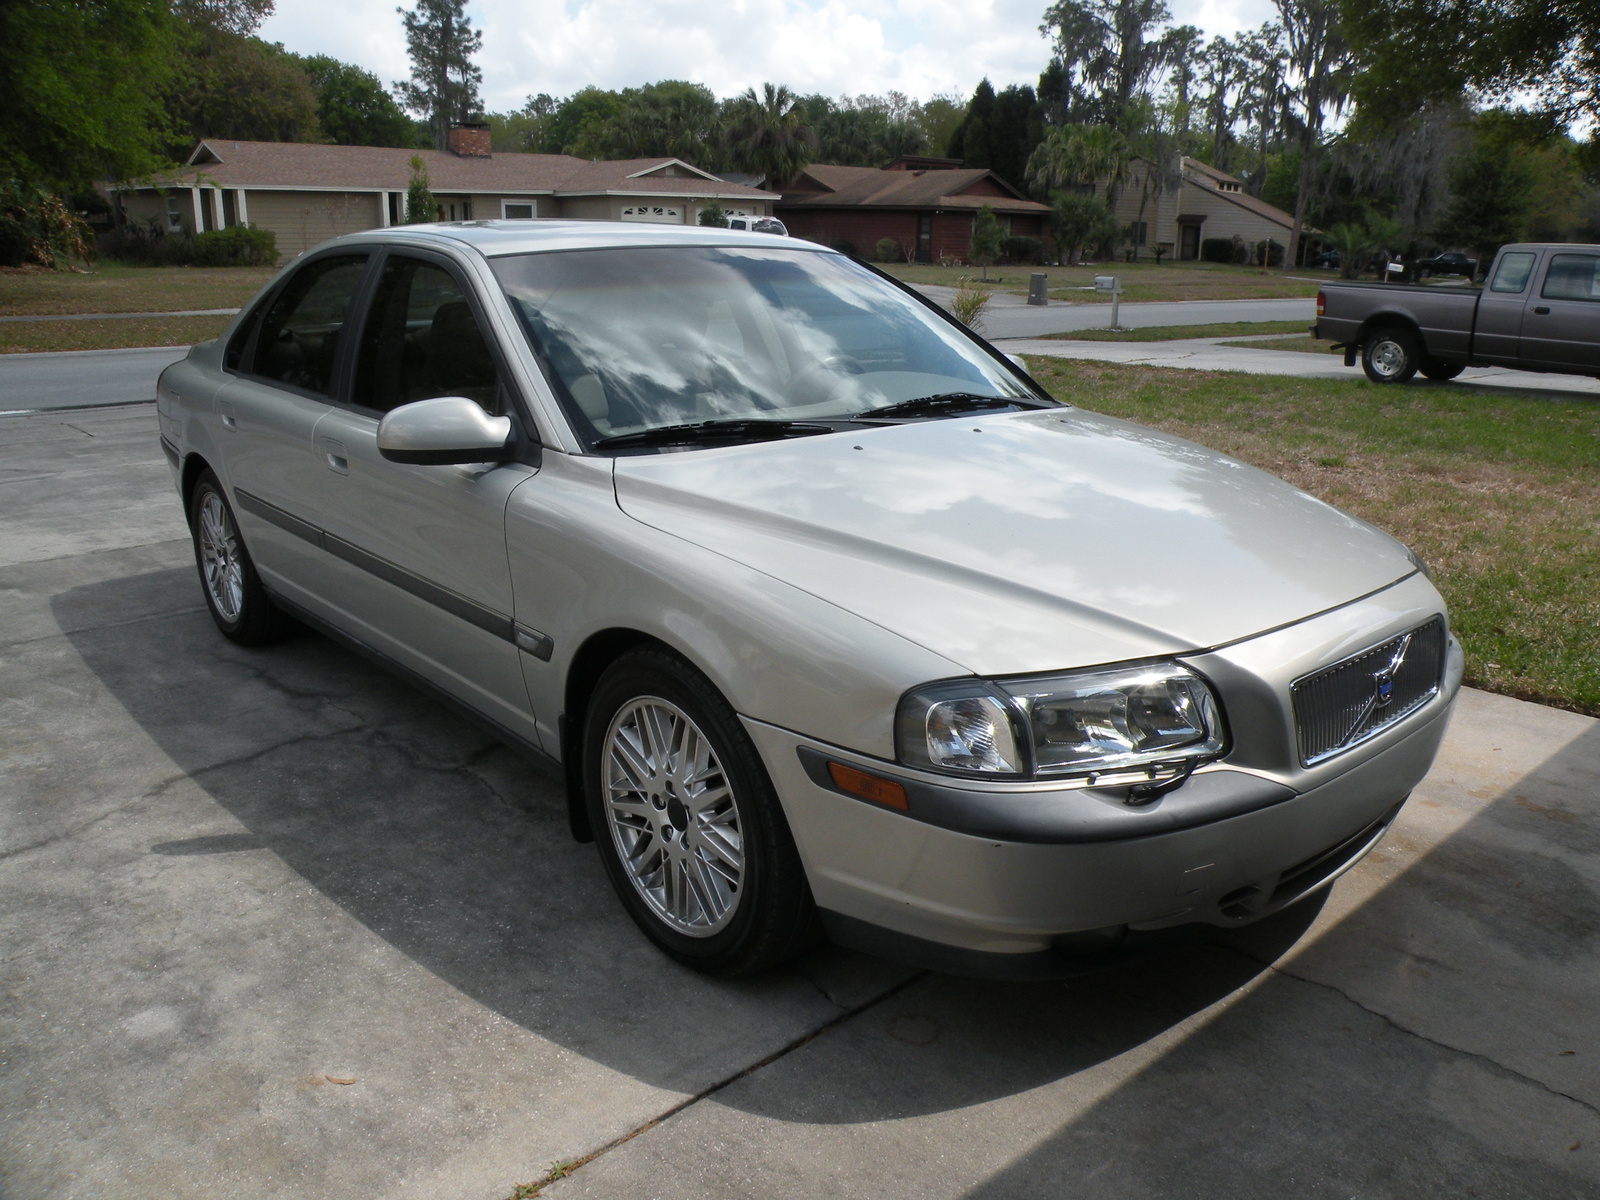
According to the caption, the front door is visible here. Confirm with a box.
[916,214,932,263]
[307,251,542,745]
[1180,224,1201,261]
[1521,251,1600,373]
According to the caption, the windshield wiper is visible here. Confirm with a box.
[593,417,839,452]
[860,392,1041,420]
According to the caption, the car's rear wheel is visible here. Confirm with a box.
[1419,358,1465,381]
[584,647,815,975]
[1361,328,1420,384]
[190,470,295,645]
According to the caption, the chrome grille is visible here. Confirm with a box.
[1292,617,1446,766]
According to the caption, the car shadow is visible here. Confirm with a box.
[58,566,1327,1121]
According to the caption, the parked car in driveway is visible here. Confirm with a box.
[1316,242,1600,383]
[157,220,1463,978]
[1418,251,1476,278]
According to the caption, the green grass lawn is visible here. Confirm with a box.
[879,260,1325,304]
[1023,357,1600,717]
[0,264,274,317]
[0,314,231,353]
[1041,320,1313,342]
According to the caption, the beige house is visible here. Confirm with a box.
[112,125,778,259]
[1106,156,1303,261]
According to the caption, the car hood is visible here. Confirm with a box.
[612,408,1414,677]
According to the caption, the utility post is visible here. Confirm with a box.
[1094,275,1125,330]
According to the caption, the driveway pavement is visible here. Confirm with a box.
[1001,335,1600,400]
[2,403,1597,1200]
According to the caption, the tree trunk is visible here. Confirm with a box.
[1288,144,1314,269]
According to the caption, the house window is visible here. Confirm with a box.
[621,204,683,224]
[1132,222,1148,246]
[165,196,183,234]
[461,200,472,220]
[502,202,535,219]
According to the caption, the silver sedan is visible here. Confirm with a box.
[156,221,1463,978]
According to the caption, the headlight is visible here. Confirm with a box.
[1403,544,1433,581]
[897,663,1224,779]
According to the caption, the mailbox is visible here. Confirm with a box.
[1094,275,1117,292]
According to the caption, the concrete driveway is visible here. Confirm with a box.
[1,404,1596,1199]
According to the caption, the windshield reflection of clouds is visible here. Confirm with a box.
[490,246,1032,437]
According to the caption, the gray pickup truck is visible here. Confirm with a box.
[1315,242,1600,384]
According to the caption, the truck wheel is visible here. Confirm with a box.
[1420,359,1465,382]
[1361,329,1420,384]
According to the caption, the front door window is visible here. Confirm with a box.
[353,255,501,414]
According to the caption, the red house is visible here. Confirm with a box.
[775,157,1052,263]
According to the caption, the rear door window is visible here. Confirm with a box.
[352,254,500,414]
[1541,253,1600,302]
[1488,252,1536,294]
[249,254,369,395]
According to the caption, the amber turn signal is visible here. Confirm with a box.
[827,761,909,810]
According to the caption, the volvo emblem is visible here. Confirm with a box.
[1372,633,1413,709]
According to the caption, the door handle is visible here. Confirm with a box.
[318,436,349,474]
[218,399,237,430]
[1533,305,1551,315]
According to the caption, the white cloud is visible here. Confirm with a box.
[258,0,1273,111]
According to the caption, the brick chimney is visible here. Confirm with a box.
[447,122,491,158]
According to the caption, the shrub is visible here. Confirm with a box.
[830,238,859,256]
[1199,236,1253,264]
[1252,238,1285,267]
[404,155,436,224]
[1000,234,1043,264]
[874,237,901,262]
[698,200,728,227]
[949,276,990,332]
[0,182,92,269]
[98,219,278,267]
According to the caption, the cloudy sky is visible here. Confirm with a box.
[258,0,1278,113]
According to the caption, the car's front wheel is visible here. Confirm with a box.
[584,648,815,975]
[189,469,295,645]
[1361,327,1420,384]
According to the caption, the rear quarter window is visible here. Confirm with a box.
[1541,253,1600,302]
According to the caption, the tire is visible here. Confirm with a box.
[189,469,296,645]
[1419,359,1465,381]
[1361,327,1420,384]
[584,647,816,976]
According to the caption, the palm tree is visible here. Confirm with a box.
[724,83,818,189]
[1025,123,1130,199]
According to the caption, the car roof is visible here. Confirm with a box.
[329,219,823,258]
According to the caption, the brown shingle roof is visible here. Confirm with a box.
[780,164,1050,214]
[139,141,776,200]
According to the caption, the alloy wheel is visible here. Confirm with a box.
[602,697,744,936]
[198,491,245,622]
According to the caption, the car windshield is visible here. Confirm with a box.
[490,245,1041,446]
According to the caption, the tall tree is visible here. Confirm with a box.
[724,83,817,187]
[1275,0,1352,265]
[539,87,624,155]
[296,55,416,147]
[1026,123,1130,198]
[1039,0,1195,129]
[170,30,321,146]
[0,0,180,190]
[949,79,997,166]
[395,0,483,151]
[1341,0,1599,128]
[1196,36,1245,167]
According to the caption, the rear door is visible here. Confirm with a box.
[1472,249,1538,366]
[1521,251,1600,373]
[214,251,372,594]
[304,248,543,744]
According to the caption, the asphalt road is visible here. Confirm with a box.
[0,402,1596,1200]
[909,284,1319,339]
[0,345,189,414]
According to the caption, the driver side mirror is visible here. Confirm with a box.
[377,396,515,465]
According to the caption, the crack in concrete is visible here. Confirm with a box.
[508,969,930,1198]
[1227,944,1600,1120]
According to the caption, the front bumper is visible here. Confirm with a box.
[746,582,1464,976]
